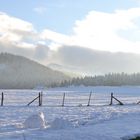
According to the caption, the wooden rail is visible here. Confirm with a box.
[27,92,43,106]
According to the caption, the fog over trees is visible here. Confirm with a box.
[0,53,140,89]
[60,73,140,87]
[0,53,69,89]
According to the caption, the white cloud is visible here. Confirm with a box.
[0,12,37,46]
[0,12,34,33]
[33,7,47,15]
[41,7,140,54]
[72,8,140,53]
[41,29,73,50]
[1,8,140,75]
[39,7,140,74]
[0,12,49,63]
[133,0,140,4]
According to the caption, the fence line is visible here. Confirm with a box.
[0,90,140,107]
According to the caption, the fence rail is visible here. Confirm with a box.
[0,90,140,107]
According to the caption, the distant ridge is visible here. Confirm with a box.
[47,63,82,77]
[0,53,70,89]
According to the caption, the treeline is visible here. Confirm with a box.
[59,73,140,87]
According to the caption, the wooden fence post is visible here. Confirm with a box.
[109,92,123,105]
[87,91,92,106]
[39,92,42,106]
[1,92,4,106]
[109,93,113,105]
[62,93,65,107]
[40,92,43,106]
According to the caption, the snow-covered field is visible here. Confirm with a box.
[1,86,140,140]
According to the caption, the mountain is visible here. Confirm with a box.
[0,53,70,89]
[47,63,83,77]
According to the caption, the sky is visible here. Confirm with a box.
[0,0,140,75]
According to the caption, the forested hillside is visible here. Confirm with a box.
[0,53,69,89]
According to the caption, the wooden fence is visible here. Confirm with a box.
[0,90,140,107]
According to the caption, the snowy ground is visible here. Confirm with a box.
[0,86,140,140]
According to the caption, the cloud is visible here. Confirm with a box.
[133,0,140,4]
[33,7,47,15]
[0,12,49,63]
[41,29,73,50]
[41,7,140,54]
[33,43,51,63]
[1,8,140,75]
[0,12,35,34]
[72,8,140,53]
[0,12,37,45]
[50,45,140,75]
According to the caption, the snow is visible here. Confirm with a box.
[23,112,46,129]
[0,86,140,140]
[50,117,74,129]
[0,64,7,71]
